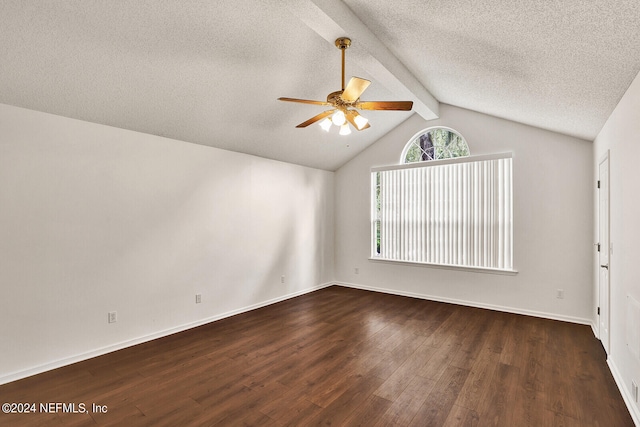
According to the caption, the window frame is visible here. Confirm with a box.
[371,152,517,275]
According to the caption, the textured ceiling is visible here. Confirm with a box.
[345,0,640,141]
[1,1,639,171]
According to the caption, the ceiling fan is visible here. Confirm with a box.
[278,37,413,135]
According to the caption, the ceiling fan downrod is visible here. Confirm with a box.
[335,37,351,91]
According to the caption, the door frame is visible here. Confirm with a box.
[598,150,611,355]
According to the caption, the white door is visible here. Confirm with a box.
[598,152,610,355]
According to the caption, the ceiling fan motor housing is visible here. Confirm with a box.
[327,90,351,108]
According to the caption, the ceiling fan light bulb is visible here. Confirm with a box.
[354,113,369,130]
[339,123,351,135]
[319,118,332,132]
[332,110,346,126]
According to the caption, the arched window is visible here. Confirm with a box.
[401,127,470,163]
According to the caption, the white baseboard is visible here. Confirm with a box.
[591,321,599,339]
[0,282,335,386]
[335,281,592,325]
[608,358,640,426]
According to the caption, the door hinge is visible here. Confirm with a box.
[597,307,600,315]
[597,180,601,189]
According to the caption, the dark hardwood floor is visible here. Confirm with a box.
[0,286,633,426]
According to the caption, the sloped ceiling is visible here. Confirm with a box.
[1,0,639,171]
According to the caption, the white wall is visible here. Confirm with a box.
[335,104,593,323]
[593,71,640,423]
[0,103,334,383]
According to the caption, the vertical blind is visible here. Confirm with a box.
[372,153,513,271]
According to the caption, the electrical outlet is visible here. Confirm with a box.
[108,311,117,323]
[632,380,639,402]
[556,289,564,299]
[354,267,359,274]
[281,275,285,284]
[195,294,202,304]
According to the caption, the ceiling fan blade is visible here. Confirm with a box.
[345,110,370,131]
[356,101,414,111]
[296,110,334,128]
[341,77,371,102]
[278,97,331,106]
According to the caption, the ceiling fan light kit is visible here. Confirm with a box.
[353,114,369,129]
[339,123,351,135]
[278,37,413,135]
[319,117,333,132]
[331,109,346,126]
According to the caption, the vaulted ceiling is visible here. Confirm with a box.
[2,1,639,170]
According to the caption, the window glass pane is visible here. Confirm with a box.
[403,127,470,163]
[405,143,423,163]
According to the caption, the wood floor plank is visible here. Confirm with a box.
[483,311,513,355]
[418,333,462,381]
[0,286,633,426]
[442,404,480,427]
[256,384,322,424]
[499,314,529,367]
[453,345,500,412]
[274,399,323,427]
[373,339,435,401]
[357,348,401,380]
[409,365,470,427]
[374,375,437,427]
[306,374,385,426]
[449,309,493,371]
[343,394,393,427]
[476,362,520,427]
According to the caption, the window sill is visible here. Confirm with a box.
[368,257,518,275]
